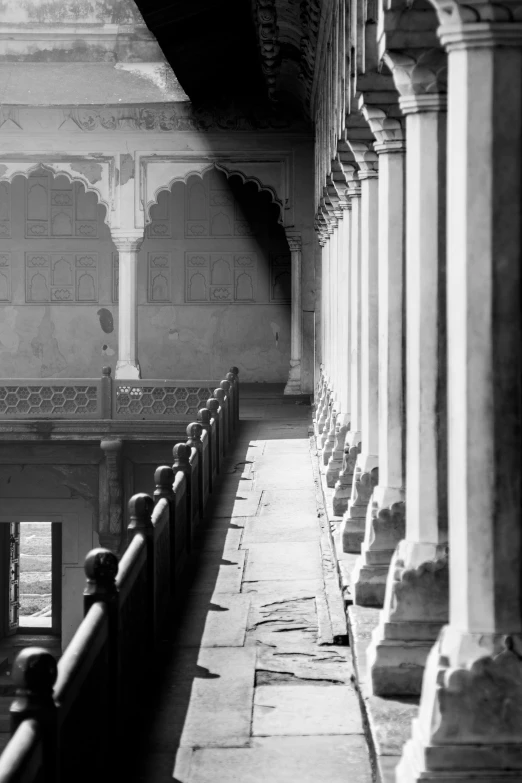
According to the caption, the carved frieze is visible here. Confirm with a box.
[185,252,257,304]
[148,253,172,303]
[25,173,98,239]
[0,253,11,302]
[25,252,98,304]
[51,105,306,133]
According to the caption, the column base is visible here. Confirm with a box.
[352,487,405,607]
[284,360,302,395]
[322,404,338,465]
[367,539,448,696]
[115,360,141,379]
[332,433,361,515]
[326,414,350,487]
[319,402,334,449]
[396,627,522,782]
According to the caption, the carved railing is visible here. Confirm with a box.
[0,366,240,425]
[0,368,240,783]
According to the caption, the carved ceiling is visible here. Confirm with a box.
[132,0,319,117]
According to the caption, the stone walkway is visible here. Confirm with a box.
[128,389,372,783]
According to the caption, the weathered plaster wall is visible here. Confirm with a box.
[0,168,292,382]
[0,173,118,379]
[137,173,291,381]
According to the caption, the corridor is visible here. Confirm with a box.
[127,387,372,783]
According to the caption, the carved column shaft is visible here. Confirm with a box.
[112,232,143,380]
[367,51,449,697]
[398,19,522,782]
[352,108,406,606]
[284,234,303,395]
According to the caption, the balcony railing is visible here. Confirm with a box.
[0,367,239,423]
[0,366,240,783]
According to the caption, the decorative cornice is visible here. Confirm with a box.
[361,106,405,153]
[253,0,281,100]
[52,105,308,134]
[428,0,522,27]
[299,0,321,102]
[383,50,447,104]
[347,141,379,178]
[111,233,144,253]
[285,233,302,252]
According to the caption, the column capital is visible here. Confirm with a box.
[346,141,379,179]
[361,105,406,153]
[383,50,447,114]
[111,231,144,253]
[285,232,302,252]
[439,19,522,50]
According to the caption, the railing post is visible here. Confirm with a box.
[9,647,59,783]
[229,366,240,427]
[83,547,119,759]
[226,372,237,432]
[220,380,233,445]
[172,444,193,553]
[101,366,112,419]
[127,494,155,640]
[214,388,228,452]
[186,422,204,519]
[198,407,214,493]
[153,466,176,599]
[207,398,221,472]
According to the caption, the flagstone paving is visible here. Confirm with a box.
[127,390,372,783]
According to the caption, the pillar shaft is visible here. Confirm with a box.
[284,235,303,394]
[352,130,406,607]
[366,83,449,695]
[398,22,522,782]
[113,232,143,380]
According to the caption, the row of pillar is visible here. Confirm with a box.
[313,17,522,782]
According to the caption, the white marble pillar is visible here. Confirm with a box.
[284,234,303,395]
[340,147,379,552]
[323,217,340,464]
[333,180,362,516]
[367,56,448,696]
[398,17,522,782]
[327,191,352,487]
[113,232,143,379]
[353,108,406,606]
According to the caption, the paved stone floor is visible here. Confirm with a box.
[127,388,372,783]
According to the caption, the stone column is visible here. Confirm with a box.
[323,212,340,465]
[99,439,123,553]
[284,234,303,395]
[340,145,379,551]
[112,232,144,380]
[397,13,522,781]
[367,52,448,696]
[333,179,362,516]
[327,189,352,487]
[352,108,406,606]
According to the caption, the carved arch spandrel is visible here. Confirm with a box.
[138,154,293,228]
[0,157,116,228]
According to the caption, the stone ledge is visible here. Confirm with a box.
[348,605,419,783]
[312,440,419,783]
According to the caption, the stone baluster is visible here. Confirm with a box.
[367,49,449,696]
[186,422,204,518]
[284,233,303,394]
[112,231,143,380]
[352,105,406,605]
[340,143,379,550]
[9,647,58,780]
[397,7,522,780]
